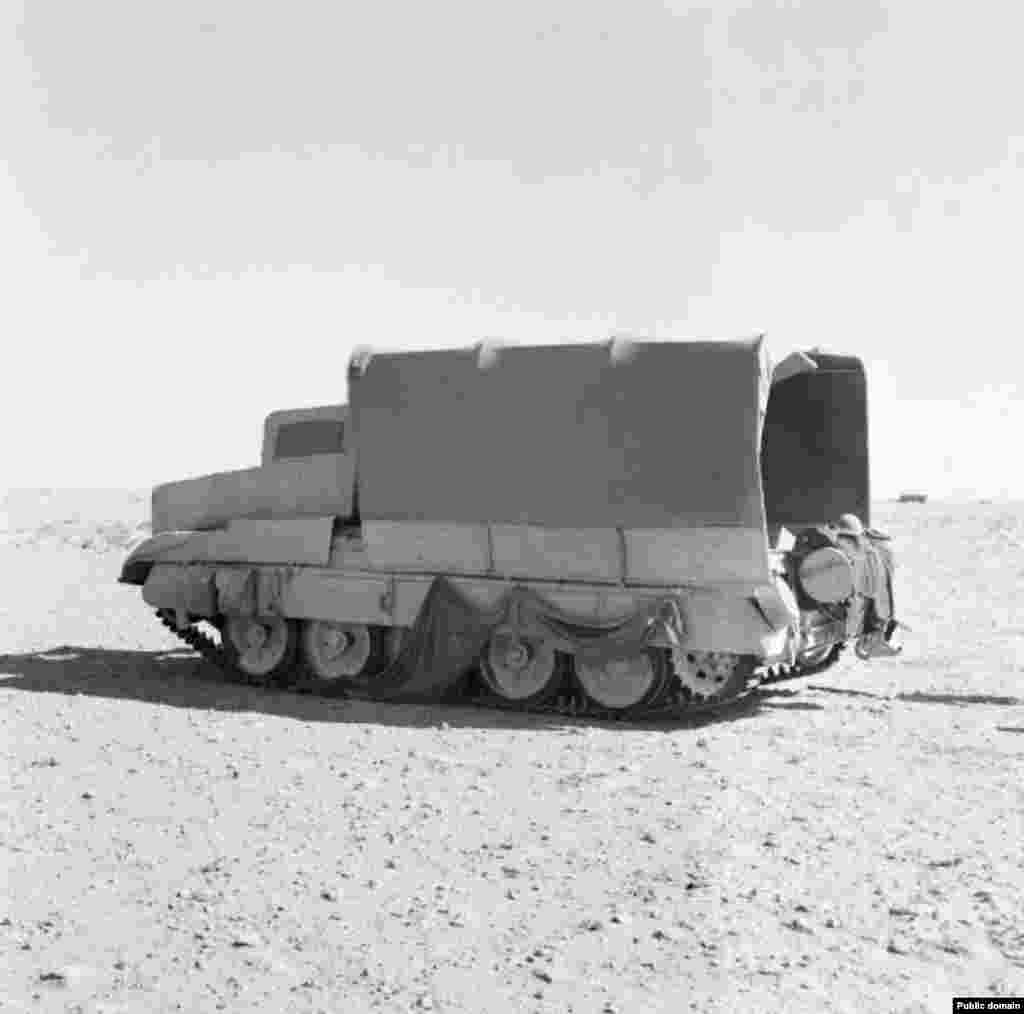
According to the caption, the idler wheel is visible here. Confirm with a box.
[795,642,842,675]
[573,649,669,713]
[480,627,565,704]
[223,615,298,684]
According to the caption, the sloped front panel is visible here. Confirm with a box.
[128,517,336,568]
[152,453,355,533]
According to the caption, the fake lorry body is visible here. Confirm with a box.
[120,337,899,719]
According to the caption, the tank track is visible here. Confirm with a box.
[157,611,763,724]
[158,611,246,683]
[760,643,845,684]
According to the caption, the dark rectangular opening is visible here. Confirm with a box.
[273,419,345,460]
[761,353,870,529]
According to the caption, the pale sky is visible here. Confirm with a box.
[3,0,1022,499]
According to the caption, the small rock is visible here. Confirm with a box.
[320,889,338,902]
[533,969,553,984]
[639,831,656,844]
[231,933,261,948]
[38,970,67,985]
[652,928,673,941]
[579,918,604,932]
[783,918,813,935]
[81,792,94,801]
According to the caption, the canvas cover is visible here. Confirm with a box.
[349,339,770,531]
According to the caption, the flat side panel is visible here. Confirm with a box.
[624,527,771,585]
[351,340,767,531]
[141,563,216,614]
[490,525,622,582]
[152,453,355,533]
[681,589,783,654]
[221,518,335,566]
[139,517,335,566]
[284,572,395,626]
[362,521,491,574]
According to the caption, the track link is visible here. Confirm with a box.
[158,610,238,675]
[157,610,762,724]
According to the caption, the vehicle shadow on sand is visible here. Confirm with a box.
[0,646,778,733]
[808,683,1023,707]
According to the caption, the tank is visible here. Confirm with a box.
[119,337,901,720]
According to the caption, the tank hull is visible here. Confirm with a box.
[136,558,795,661]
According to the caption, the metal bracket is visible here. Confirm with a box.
[616,527,628,585]
[486,524,496,576]
[379,576,397,617]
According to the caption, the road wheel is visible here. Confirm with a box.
[573,649,670,713]
[301,621,407,690]
[222,615,299,685]
[479,627,566,705]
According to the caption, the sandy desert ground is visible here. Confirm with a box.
[1,489,1022,1013]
